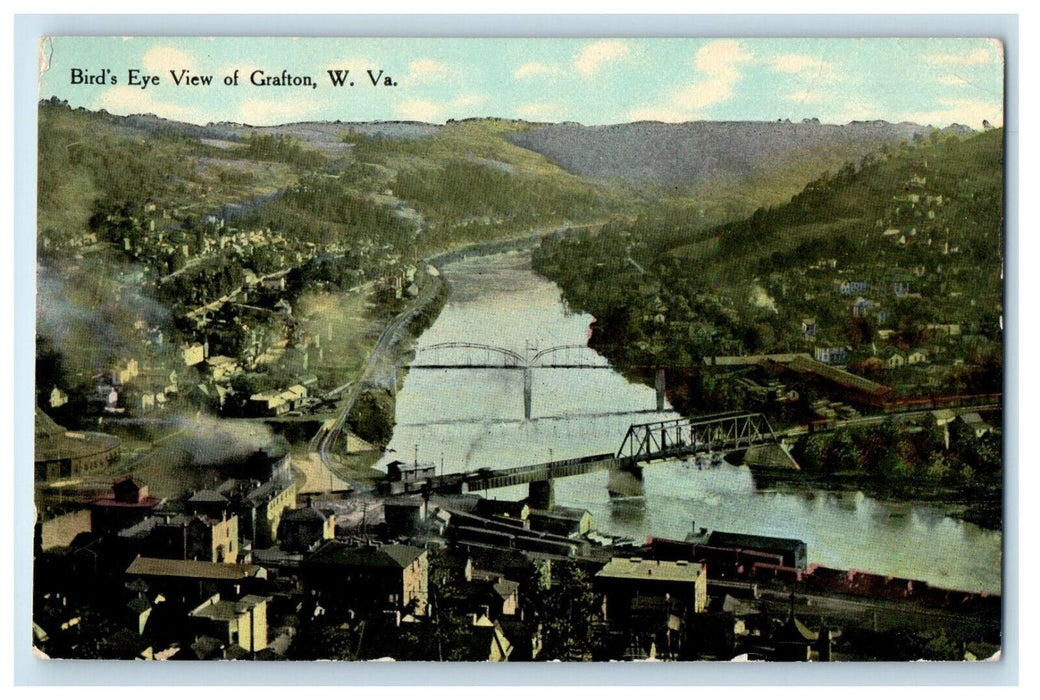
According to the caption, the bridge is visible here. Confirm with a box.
[405,342,668,419]
[405,412,780,507]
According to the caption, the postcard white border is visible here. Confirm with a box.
[12,12,1020,687]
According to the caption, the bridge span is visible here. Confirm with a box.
[404,342,667,419]
[390,412,783,507]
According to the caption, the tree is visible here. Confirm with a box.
[530,560,598,660]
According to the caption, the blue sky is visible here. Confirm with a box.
[39,37,1004,128]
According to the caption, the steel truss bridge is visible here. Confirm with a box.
[424,412,780,504]
[405,342,627,419]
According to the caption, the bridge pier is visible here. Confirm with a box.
[608,466,644,500]
[523,367,533,420]
[656,368,666,412]
[528,478,555,510]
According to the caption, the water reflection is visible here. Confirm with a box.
[382,251,1001,594]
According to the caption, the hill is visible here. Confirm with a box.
[506,119,949,214]
[532,127,1004,407]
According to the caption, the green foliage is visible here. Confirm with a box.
[241,133,326,169]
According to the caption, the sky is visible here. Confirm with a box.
[39,36,1005,129]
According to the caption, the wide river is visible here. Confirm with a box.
[379,250,1001,594]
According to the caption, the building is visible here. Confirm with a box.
[814,346,848,366]
[595,557,708,624]
[383,498,428,537]
[189,593,271,655]
[278,503,336,552]
[302,541,429,617]
[704,530,808,571]
[124,556,267,606]
[88,476,160,534]
[120,513,239,563]
[34,408,121,482]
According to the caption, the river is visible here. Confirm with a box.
[378,250,1001,595]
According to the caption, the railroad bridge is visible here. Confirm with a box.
[404,342,669,419]
[413,412,782,508]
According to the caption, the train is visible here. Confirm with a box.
[647,536,999,615]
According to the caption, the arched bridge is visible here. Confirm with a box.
[405,342,625,419]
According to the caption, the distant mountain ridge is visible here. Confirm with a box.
[505,119,966,189]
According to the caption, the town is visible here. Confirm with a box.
[32,98,1003,662]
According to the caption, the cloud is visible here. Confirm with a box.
[903,98,1003,129]
[925,48,995,66]
[514,62,556,79]
[621,40,751,123]
[772,54,832,74]
[938,73,971,87]
[515,102,562,121]
[142,45,197,74]
[626,106,699,123]
[575,40,631,76]
[406,58,450,83]
[452,94,485,108]
[395,94,486,122]
[672,40,752,112]
[93,85,204,123]
[236,97,319,125]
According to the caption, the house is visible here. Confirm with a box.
[124,556,267,608]
[88,476,160,534]
[958,412,992,438]
[49,386,68,409]
[278,503,336,553]
[469,614,514,661]
[189,593,271,655]
[182,343,207,367]
[814,347,848,366]
[907,350,928,365]
[851,297,875,319]
[800,318,816,341]
[838,280,870,296]
[891,272,913,297]
[120,513,239,564]
[886,351,906,369]
[595,557,707,625]
[527,506,595,538]
[302,541,429,617]
[475,498,530,525]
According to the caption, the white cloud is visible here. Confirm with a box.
[574,40,631,77]
[626,106,698,123]
[772,54,832,74]
[406,59,450,84]
[396,99,442,122]
[452,94,485,109]
[621,40,751,123]
[904,98,1003,129]
[672,40,752,112]
[235,97,319,126]
[142,45,197,75]
[514,62,556,79]
[395,94,486,122]
[925,48,995,66]
[93,85,203,123]
[515,102,562,121]
[938,73,971,87]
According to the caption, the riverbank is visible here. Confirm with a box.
[747,467,1002,531]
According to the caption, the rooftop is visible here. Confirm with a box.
[596,557,704,583]
[305,541,424,570]
[126,556,263,581]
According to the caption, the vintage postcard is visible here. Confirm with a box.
[31,36,1005,663]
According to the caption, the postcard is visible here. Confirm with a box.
[31,35,1004,664]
